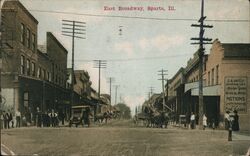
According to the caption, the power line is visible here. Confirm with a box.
[68,53,194,62]
[28,9,250,22]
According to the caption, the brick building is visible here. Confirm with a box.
[1,0,71,121]
[166,39,250,131]
[203,39,250,130]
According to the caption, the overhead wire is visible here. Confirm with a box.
[28,9,250,22]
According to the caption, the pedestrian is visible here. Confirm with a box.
[61,111,65,126]
[36,107,42,127]
[190,112,195,129]
[15,109,21,128]
[224,111,230,130]
[3,111,8,129]
[0,110,3,129]
[82,107,91,127]
[49,109,57,127]
[211,118,215,130]
[7,109,13,128]
[232,110,239,131]
[202,114,207,130]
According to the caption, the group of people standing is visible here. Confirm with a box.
[1,107,66,129]
[34,107,66,128]
[188,110,240,131]
[224,110,239,131]
[189,112,216,130]
[0,109,21,129]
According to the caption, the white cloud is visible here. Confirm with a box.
[114,41,134,57]
[139,35,185,53]
[207,6,242,19]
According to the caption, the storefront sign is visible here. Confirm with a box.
[224,77,247,113]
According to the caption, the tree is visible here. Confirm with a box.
[114,103,131,119]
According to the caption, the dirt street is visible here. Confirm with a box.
[1,120,249,156]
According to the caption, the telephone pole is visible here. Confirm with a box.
[149,86,154,97]
[62,20,86,109]
[107,77,115,110]
[93,60,107,112]
[191,0,213,127]
[114,85,119,105]
[158,69,167,112]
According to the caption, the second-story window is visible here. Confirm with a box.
[20,55,25,74]
[41,69,45,79]
[31,62,35,77]
[212,68,215,85]
[27,28,31,48]
[37,67,41,78]
[208,71,210,86]
[21,23,25,45]
[216,65,219,85]
[31,33,36,51]
[26,59,30,75]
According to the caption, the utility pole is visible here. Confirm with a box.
[114,85,119,105]
[0,0,3,107]
[158,69,167,112]
[93,60,107,113]
[62,20,86,111]
[191,0,213,128]
[149,86,154,97]
[107,77,115,110]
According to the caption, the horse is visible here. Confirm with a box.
[94,111,111,123]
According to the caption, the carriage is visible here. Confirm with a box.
[69,105,91,127]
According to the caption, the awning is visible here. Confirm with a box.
[80,98,97,106]
[185,82,199,92]
[191,85,221,96]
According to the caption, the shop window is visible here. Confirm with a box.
[24,92,29,108]
[20,55,25,74]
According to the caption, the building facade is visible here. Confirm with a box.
[204,39,250,130]
[1,1,70,121]
[167,39,250,131]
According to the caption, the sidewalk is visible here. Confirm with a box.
[232,132,250,141]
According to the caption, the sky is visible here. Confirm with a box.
[17,0,250,115]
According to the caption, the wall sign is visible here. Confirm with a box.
[224,77,247,113]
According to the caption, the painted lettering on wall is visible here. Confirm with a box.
[224,77,247,113]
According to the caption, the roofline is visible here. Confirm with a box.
[3,0,39,24]
[47,32,68,54]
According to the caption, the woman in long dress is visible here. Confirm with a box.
[202,114,207,130]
